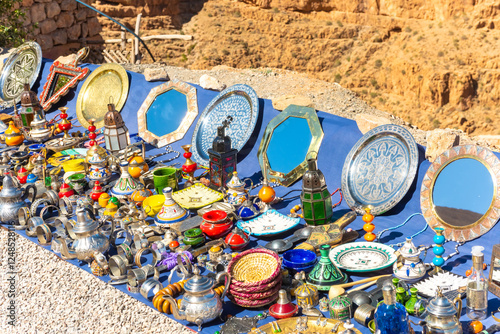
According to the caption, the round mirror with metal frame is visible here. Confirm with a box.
[257,104,324,187]
[421,145,500,241]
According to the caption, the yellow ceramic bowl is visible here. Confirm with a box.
[143,194,165,217]
[62,159,85,173]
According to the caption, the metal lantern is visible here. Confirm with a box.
[20,83,43,128]
[300,151,333,226]
[208,116,237,190]
[103,103,130,154]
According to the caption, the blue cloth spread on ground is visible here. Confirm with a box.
[5,59,500,333]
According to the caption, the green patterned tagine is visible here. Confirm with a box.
[307,244,347,290]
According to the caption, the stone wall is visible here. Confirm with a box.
[22,0,103,51]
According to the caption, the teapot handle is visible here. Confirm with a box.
[454,294,463,315]
[409,320,427,334]
[22,184,37,203]
[216,271,230,302]
[243,178,253,192]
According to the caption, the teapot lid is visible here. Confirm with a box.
[184,266,214,293]
[398,237,421,257]
[73,207,100,234]
[226,172,244,188]
[0,174,23,198]
[426,289,458,317]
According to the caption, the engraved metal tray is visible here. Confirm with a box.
[341,124,418,215]
[172,183,224,209]
[237,209,300,236]
[329,242,397,272]
[0,41,42,103]
[190,84,259,166]
[252,316,361,334]
[76,63,129,129]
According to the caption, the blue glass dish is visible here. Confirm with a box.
[282,249,317,271]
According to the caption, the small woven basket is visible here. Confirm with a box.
[229,280,282,300]
[227,248,281,288]
[229,275,282,294]
[228,290,280,308]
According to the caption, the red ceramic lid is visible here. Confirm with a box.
[202,210,227,223]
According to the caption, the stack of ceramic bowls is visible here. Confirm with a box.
[227,248,282,308]
[282,249,317,273]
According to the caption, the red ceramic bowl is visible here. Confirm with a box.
[201,210,232,239]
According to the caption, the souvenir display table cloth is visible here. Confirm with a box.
[3,58,500,334]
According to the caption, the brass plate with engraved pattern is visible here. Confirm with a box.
[76,63,129,129]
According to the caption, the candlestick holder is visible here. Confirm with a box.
[429,227,446,276]
[363,207,375,242]
[181,144,197,187]
[58,107,72,138]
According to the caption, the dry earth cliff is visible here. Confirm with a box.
[93,0,500,135]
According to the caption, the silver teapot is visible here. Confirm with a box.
[60,207,110,263]
[166,266,229,331]
[417,288,463,334]
[0,174,36,224]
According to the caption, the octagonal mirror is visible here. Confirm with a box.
[137,80,198,147]
[257,104,323,187]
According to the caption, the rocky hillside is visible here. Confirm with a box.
[94,0,500,135]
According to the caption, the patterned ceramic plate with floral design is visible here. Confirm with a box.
[172,183,224,209]
[329,242,396,272]
[237,209,300,236]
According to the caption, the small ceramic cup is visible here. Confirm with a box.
[153,167,180,193]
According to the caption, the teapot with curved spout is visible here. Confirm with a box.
[0,174,36,224]
[225,172,253,207]
[165,266,229,331]
[393,237,428,281]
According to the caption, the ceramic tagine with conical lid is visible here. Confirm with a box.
[111,161,143,199]
[155,187,189,226]
[307,244,347,290]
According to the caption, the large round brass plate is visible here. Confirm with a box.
[76,63,129,129]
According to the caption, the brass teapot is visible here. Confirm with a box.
[165,266,229,331]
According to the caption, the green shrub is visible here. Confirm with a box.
[0,0,27,47]
[337,20,343,27]
[334,73,342,82]
[374,59,382,68]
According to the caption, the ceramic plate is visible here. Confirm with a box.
[237,209,300,236]
[341,124,418,215]
[47,148,88,167]
[76,63,129,129]
[329,242,396,272]
[412,271,468,299]
[172,183,223,209]
[191,84,259,166]
[0,41,42,103]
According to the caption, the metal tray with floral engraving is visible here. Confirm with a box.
[0,41,42,103]
[329,242,397,272]
[172,183,223,209]
[341,124,418,216]
[413,271,467,299]
[191,84,259,166]
[237,209,300,236]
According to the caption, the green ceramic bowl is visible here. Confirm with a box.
[184,228,203,238]
[183,236,205,246]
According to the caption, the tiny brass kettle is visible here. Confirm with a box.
[165,266,229,331]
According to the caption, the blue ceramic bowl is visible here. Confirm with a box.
[282,249,317,271]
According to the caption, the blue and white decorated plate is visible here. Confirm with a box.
[191,84,260,166]
[341,124,418,216]
[329,242,397,273]
[237,209,300,237]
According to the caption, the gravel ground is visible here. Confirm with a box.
[0,227,194,334]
